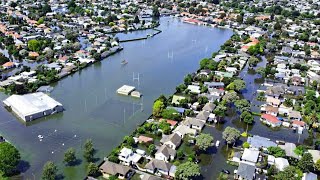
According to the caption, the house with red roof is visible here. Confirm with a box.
[292,120,306,129]
[260,114,281,128]
[2,62,15,70]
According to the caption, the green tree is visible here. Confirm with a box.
[195,133,214,151]
[222,127,240,146]
[148,144,156,155]
[0,142,21,176]
[233,79,246,92]
[161,108,181,121]
[153,100,164,117]
[42,161,58,180]
[28,39,41,52]
[297,153,314,172]
[152,6,160,17]
[84,139,94,162]
[242,142,250,148]
[274,166,300,180]
[235,99,251,112]
[294,145,306,156]
[315,159,320,171]
[248,57,260,67]
[64,148,76,165]
[256,67,265,77]
[241,112,254,124]
[133,15,140,23]
[87,162,99,177]
[222,91,239,103]
[267,146,285,157]
[274,22,282,30]
[175,162,201,180]
[123,136,135,147]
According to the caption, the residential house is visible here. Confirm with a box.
[137,135,153,144]
[302,172,318,180]
[267,155,275,165]
[141,174,163,180]
[288,110,302,121]
[266,97,281,107]
[202,102,215,112]
[278,143,299,159]
[2,62,15,70]
[145,159,176,177]
[196,111,210,121]
[260,114,282,127]
[241,149,260,165]
[184,117,205,131]
[155,145,176,162]
[171,95,186,105]
[274,158,289,171]
[262,105,279,116]
[292,120,306,129]
[233,152,241,163]
[187,85,201,94]
[308,150,320,163]
[160,133,182,150]
[118,147,141,166]
[265,86,285,99]
[100,161,131,179]
[234,162,256,180]
[204,82,224,89]
[173,124,197,138]
[247,135,277,150]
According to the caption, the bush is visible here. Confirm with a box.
[242,142,250,148]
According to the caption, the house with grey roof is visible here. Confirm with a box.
[160,133,182,150]
[247,135,277,150]
[99,161,131,179]
[145,159,176,177]
[184,117,205,131]
[302,172,318,180]
[173,124,197,138]
[241,149,260,165]
[202,102,215,112]
[196,110,210,121]
[155,145,176,162]
[235,162,256,180]
[278,142,299,159]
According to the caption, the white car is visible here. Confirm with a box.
[215,140,220,147]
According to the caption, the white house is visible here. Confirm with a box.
[155,145,176,162]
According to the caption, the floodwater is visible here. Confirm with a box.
[0,17,233,179]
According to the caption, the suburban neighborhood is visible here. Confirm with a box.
[0,0,320,179]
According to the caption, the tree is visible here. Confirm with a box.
[256,67,265,77]
[222,127,240,146]
[195,133,214,151]
[133,15,140,23]
[123,136,135,147]
[236,15,243,23]
[235,99,251,112]
[274,166,300,180]
[294,145,306,156]
[315,159,320,171]
[28,39,41,52]
[0,142,21,176]
[87,162,99,177]
[84,139,94,162]
[42,161,58,180]
[297,153,314,172]
[161,108,181,121]
[153,100,164,117]
[152,6,160,17]
[241,112,254,124]
[148,144,156,155]
[267,146,285,157]
[222,91,239,103]
[248,57,260,67]
[242,142,250,148]
[64,148,76,165]
[274,22,282,30]
[175,162,201,180]
[233,79,246,92]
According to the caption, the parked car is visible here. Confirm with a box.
[221,169,230,174]
[216,140,220,147]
